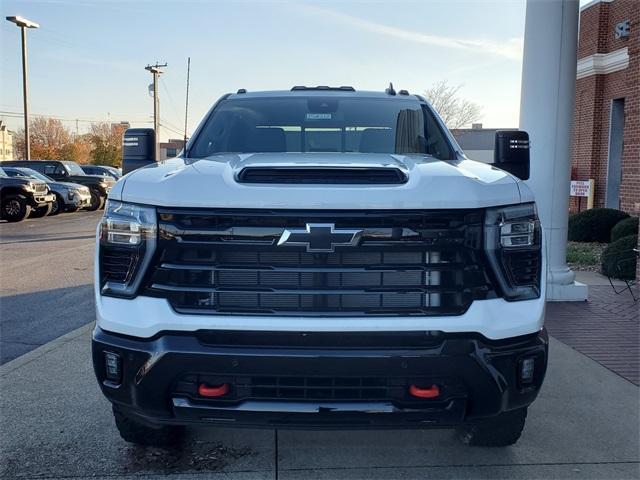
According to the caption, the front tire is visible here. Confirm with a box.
[87,189,105,211]
[50,194,64,215]
[458,407,527,447]
[112,404,183,447]
[30,203,53,218]
[2,195,32,222]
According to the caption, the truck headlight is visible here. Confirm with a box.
[484,203,542,301]
[99,200,157,297]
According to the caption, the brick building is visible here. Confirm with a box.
[571,0,639,213]
[160,139,186,160]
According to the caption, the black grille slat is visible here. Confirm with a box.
[144,209,493,316]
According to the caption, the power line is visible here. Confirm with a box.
[0,110,151,124]
[159,118,184,137]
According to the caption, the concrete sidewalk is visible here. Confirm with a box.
[1,325,638,480]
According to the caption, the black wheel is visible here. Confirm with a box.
[458,407,527,447]
[30,203,53,218]
[50,194,63,215]
[87,189,104,211]
[112,404,183,447]
[2,195,31,222]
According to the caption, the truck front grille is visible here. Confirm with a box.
[143,209,495,316]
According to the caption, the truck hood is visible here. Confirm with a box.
[115,153,523,209]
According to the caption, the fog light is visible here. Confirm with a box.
[520,357,535,383]
[104,351,121,383]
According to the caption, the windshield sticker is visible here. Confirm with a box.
[306,113,332,120]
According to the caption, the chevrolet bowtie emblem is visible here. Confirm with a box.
[277,223,362,253]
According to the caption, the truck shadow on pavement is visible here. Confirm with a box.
[0,285,95,365]
[121,438,254,474]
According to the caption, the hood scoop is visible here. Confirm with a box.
[236,167,408,185]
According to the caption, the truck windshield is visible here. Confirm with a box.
[63,161,86,175]
[13,168,53,182]
[189,96,454,160]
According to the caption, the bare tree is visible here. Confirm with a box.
[424,81,482,129]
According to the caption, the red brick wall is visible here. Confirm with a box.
[570,0,640,214]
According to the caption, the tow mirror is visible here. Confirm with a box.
[122,128,156,175]
[493,130,530,180]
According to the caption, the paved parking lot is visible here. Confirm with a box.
[0,211,100,364]
[1,213,639,479]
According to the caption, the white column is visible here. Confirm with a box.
[519,0,587,301]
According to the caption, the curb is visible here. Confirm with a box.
[0,322,94,377]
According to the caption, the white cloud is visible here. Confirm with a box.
[293,3,523,61]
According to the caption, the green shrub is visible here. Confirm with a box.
[568,208,629,243]
[611,216,639,242]
[600,235,638,280]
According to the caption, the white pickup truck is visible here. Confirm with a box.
[92,86,547,447]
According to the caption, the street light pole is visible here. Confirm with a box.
[19,25,31,160]
[6,16,39,161]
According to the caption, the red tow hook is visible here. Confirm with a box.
[409,384,440,399]
[198,383,230,398]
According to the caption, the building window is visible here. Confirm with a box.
[166,148,177,157]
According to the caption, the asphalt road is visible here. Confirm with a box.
[0,210,101,364]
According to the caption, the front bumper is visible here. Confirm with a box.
[68,192,92,209]
[92,327,548,429]
[31,193,55,207]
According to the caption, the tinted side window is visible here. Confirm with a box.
[28,163,46,174]
[43,164,58,175]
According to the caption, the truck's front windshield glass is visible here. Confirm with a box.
[15,168,52,182]
[63,161,86,175]
[189,96,454,160]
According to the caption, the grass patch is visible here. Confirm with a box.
[566,241,607,271]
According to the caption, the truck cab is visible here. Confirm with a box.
[92,86,547,447]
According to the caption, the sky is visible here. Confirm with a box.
[2,0,551,141]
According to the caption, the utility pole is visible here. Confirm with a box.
[6,16,40,160]
[145,62,167,161]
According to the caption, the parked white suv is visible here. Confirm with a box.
[92,86,547,447]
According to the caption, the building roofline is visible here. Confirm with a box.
[580,0,614,13]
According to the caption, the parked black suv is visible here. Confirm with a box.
[2,160,115,210]
[81,165,121,180]
[0,167,55,221]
